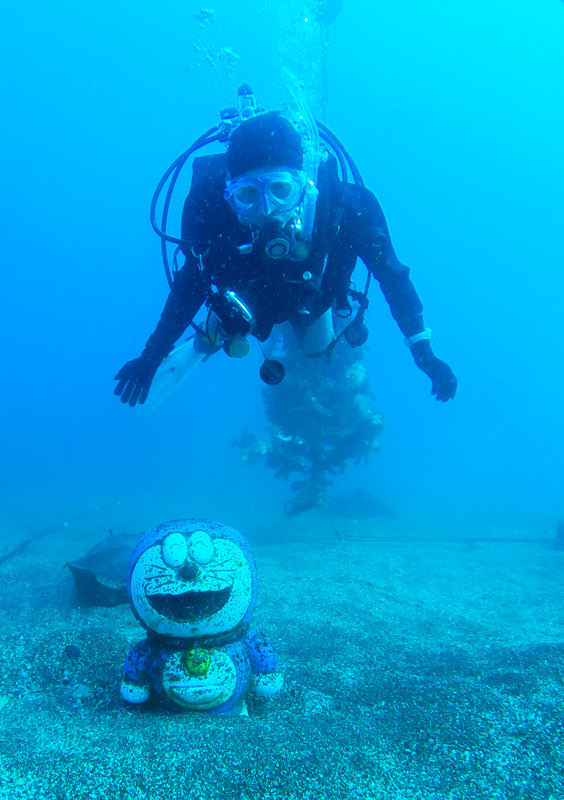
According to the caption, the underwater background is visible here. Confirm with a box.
[1,3,564,798]
[2,0,563,540]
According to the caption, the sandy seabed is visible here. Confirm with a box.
[0,513,562,800]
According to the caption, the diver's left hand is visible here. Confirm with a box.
[411,341,457,402]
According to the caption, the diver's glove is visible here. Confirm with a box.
[114,352,162,407]
[408,336,457,402]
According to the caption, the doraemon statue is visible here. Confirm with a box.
[121,519,283,715]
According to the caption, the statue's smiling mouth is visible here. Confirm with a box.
[149,586,232,621]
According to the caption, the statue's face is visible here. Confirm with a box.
[128,522,255,639]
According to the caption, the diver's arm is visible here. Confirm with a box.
[351,186,457,401]
[143,262,207,361]
[346,186,424,336]
[114,260,207,406]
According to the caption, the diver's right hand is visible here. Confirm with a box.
[114,356,160,406]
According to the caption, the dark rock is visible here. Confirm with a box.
[65,532,140,606]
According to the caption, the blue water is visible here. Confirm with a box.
[1,0,563,537]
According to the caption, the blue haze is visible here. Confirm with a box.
[1,0,563,539]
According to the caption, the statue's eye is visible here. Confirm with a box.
[162,533,188,567]
[188,531,214,565]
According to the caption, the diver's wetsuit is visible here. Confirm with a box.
[141,154,426,363]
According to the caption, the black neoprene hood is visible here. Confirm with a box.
[227,112,304,178]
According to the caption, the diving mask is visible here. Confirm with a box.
[225,168,306,227]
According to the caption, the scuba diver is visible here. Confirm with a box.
[114,83,457,408]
